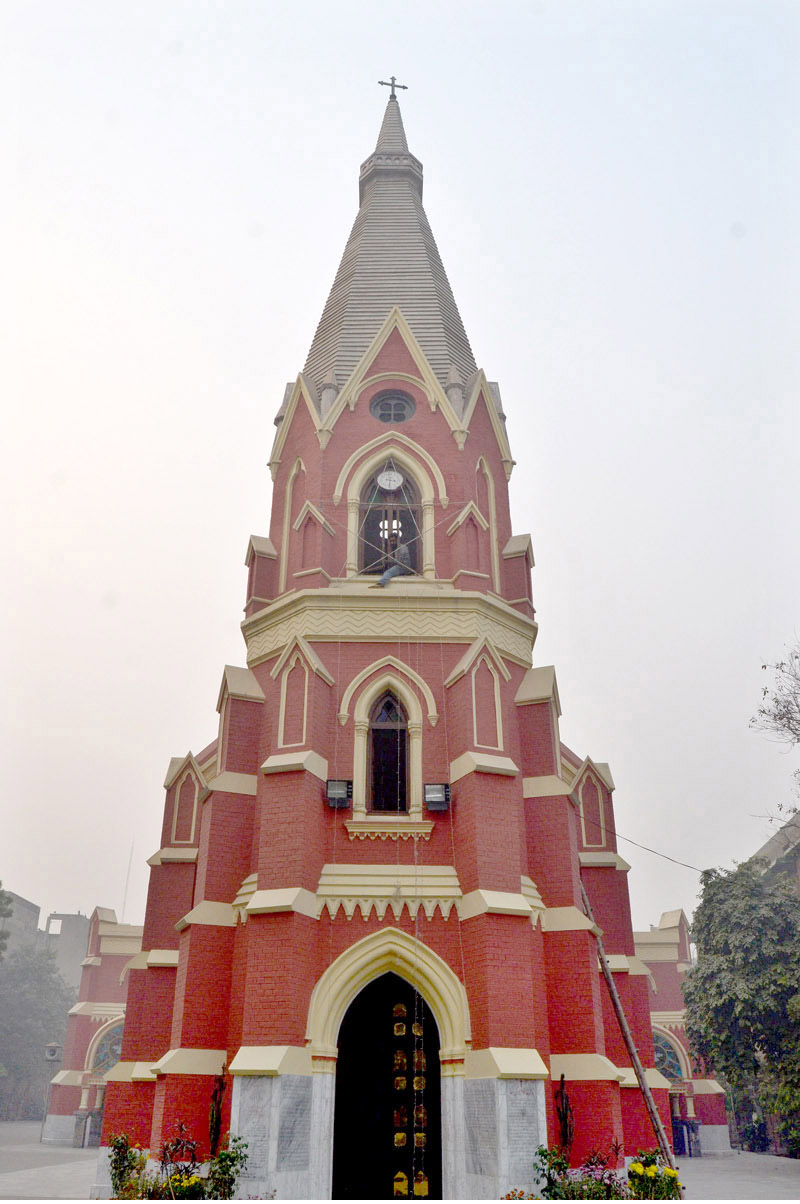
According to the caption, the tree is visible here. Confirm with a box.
[752,643,800,797]
[0,882,12,961]
[0,945,75,1120]
[684,860,800,1134]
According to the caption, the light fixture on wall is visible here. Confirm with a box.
[325,780,353,808]
[424,783,451,811]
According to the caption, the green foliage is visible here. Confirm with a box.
[683,858,800,1116]
[108,1129,249,1200]
[627,1152,681,1200]
[0,944,74,1120]
[0,883,12,961]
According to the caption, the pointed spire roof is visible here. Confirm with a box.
[303,97,477,398]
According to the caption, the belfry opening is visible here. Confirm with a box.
[332,973,442,1200]
[98,89,675,1199]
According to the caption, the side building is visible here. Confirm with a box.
[43,908,142,1146]
[634,910,731,1156]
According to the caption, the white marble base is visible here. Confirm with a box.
[698,1124,734,1155]
[231,1071,546,1199]
[41,1112,76,1145]
[90,1146,113,1199]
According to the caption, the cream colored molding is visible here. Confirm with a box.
[515,665,561,715]
[207,772,258,797]
[260,750,328,781]
[292,566,333,583]
[247,888,317,919]
[147,950,180,968]
[449,751,518,783]
[81,955,102,967]
[520,875,546,920]
[216,665,265,711]
[344,817,434,842]
[267,375,319,479]
[175,902,237,932]
[152,1048,227,1077]
[229,1045,313,1077]
[121,950,149,978]
[465,1048,548,1080]
[522,774,572,799]
[446,500,489,537]
[690,1078,725,1096]
[475,454,501,590]
[279,456,305,593]
[317,863,461,920]
[292,499,335,537]
[277,650,308,748]
[460,890,533,920]
[338,656,438,727]
[334,430,446,507]
[322,308,463,454]
[51,1068,86,1088]
[572,756,615,793]
[242,585,536,669]
[245,534,277,564]
[540,906,599,936]
[147,847,199,867]
[502,534,534,563]
[618,1067,672,1090]
[351,673,425,818]
[550,1054,624,1083]
[68,1001,124,1020]
[270,634,335,686]
[445,636,511,687]
[599,955,654,990]
[471,655,503,749]
[306,925,471,1062]
[104,1060,157,1084]
[232,873,258,916]
[579,851,631,872]
[650,1010,686,1030]
[163,751,207,793]
[463,379,515,481]
[340,440,440,577]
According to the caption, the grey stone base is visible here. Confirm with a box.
[230,1073,333,1199]
[41,1112,77,1145]
[462,1077,546,1198]
[90,1146,113,1200]
[698,1124,734,1156]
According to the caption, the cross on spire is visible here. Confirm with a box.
[378,75,408,101]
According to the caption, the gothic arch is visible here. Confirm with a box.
[651,1026,691,1082]
[350,672,424,817]
[279,457,306,593]
[84,1014,125,1075]
[476,455,500,591]
[338,656,438,727]
[337,441,443,578]
[306,927,471,1062]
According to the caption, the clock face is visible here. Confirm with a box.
[377,470,404,491]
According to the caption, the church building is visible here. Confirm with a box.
[99,91,671,1199]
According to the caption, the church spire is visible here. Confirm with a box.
[302,95,477,399]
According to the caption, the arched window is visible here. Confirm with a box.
[359,470,421,575]
[369,692,408,813]
[653,1032,684,1084]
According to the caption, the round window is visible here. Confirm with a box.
[370,391,416,424]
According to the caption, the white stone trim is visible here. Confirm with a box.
[246,888,317,918]
[146,846,199,867]
[579,851,631,872]
[316,863,461,920]
[260,750,328,781]
[229,1045,313,1076]
[540,906,598,934]
[449,751,518,782]
[460,890,533,920]
[550,1054,624,1082]
[465,1048,549,1080]
[175,902,237,931]
[338,655,438,726]
[207,772,258,796]
[152,1048,227,1077]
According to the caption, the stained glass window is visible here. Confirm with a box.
[653,1032,684,1083]
[92,1023,124,1075]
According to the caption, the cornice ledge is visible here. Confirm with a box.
[540,906,601,936]
[260,750,328,782]
[152,1048,227,1077]
[579,851,632,873]
[344,818,434,842]
[147,847,199,867]
[175,902,237,932]
[246,888,318,919]
[450,752,518,783]
[465,1047,549,1080]
[229,1045,313,1077]
[459,890,533,920]
[549,1053,624,1083]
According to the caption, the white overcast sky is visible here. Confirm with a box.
[3,1,798,934]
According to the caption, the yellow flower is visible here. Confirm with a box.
[629,1162,645,1175]
[645,1165,657,1177]
[665,1168,678,1177]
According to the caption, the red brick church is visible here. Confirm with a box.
[100,92,671,1199]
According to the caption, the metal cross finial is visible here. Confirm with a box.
[378,75,408,100]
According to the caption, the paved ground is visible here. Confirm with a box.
[0,1122,98,1200]
[676,1149,800,1200]
[4,1121,800,1200]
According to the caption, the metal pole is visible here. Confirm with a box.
[579,882,680,1183]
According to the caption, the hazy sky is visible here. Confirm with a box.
[4,1,799,934]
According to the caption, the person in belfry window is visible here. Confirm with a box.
[370,531,411,587]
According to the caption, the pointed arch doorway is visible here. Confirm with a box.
[332,972,442,1200]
